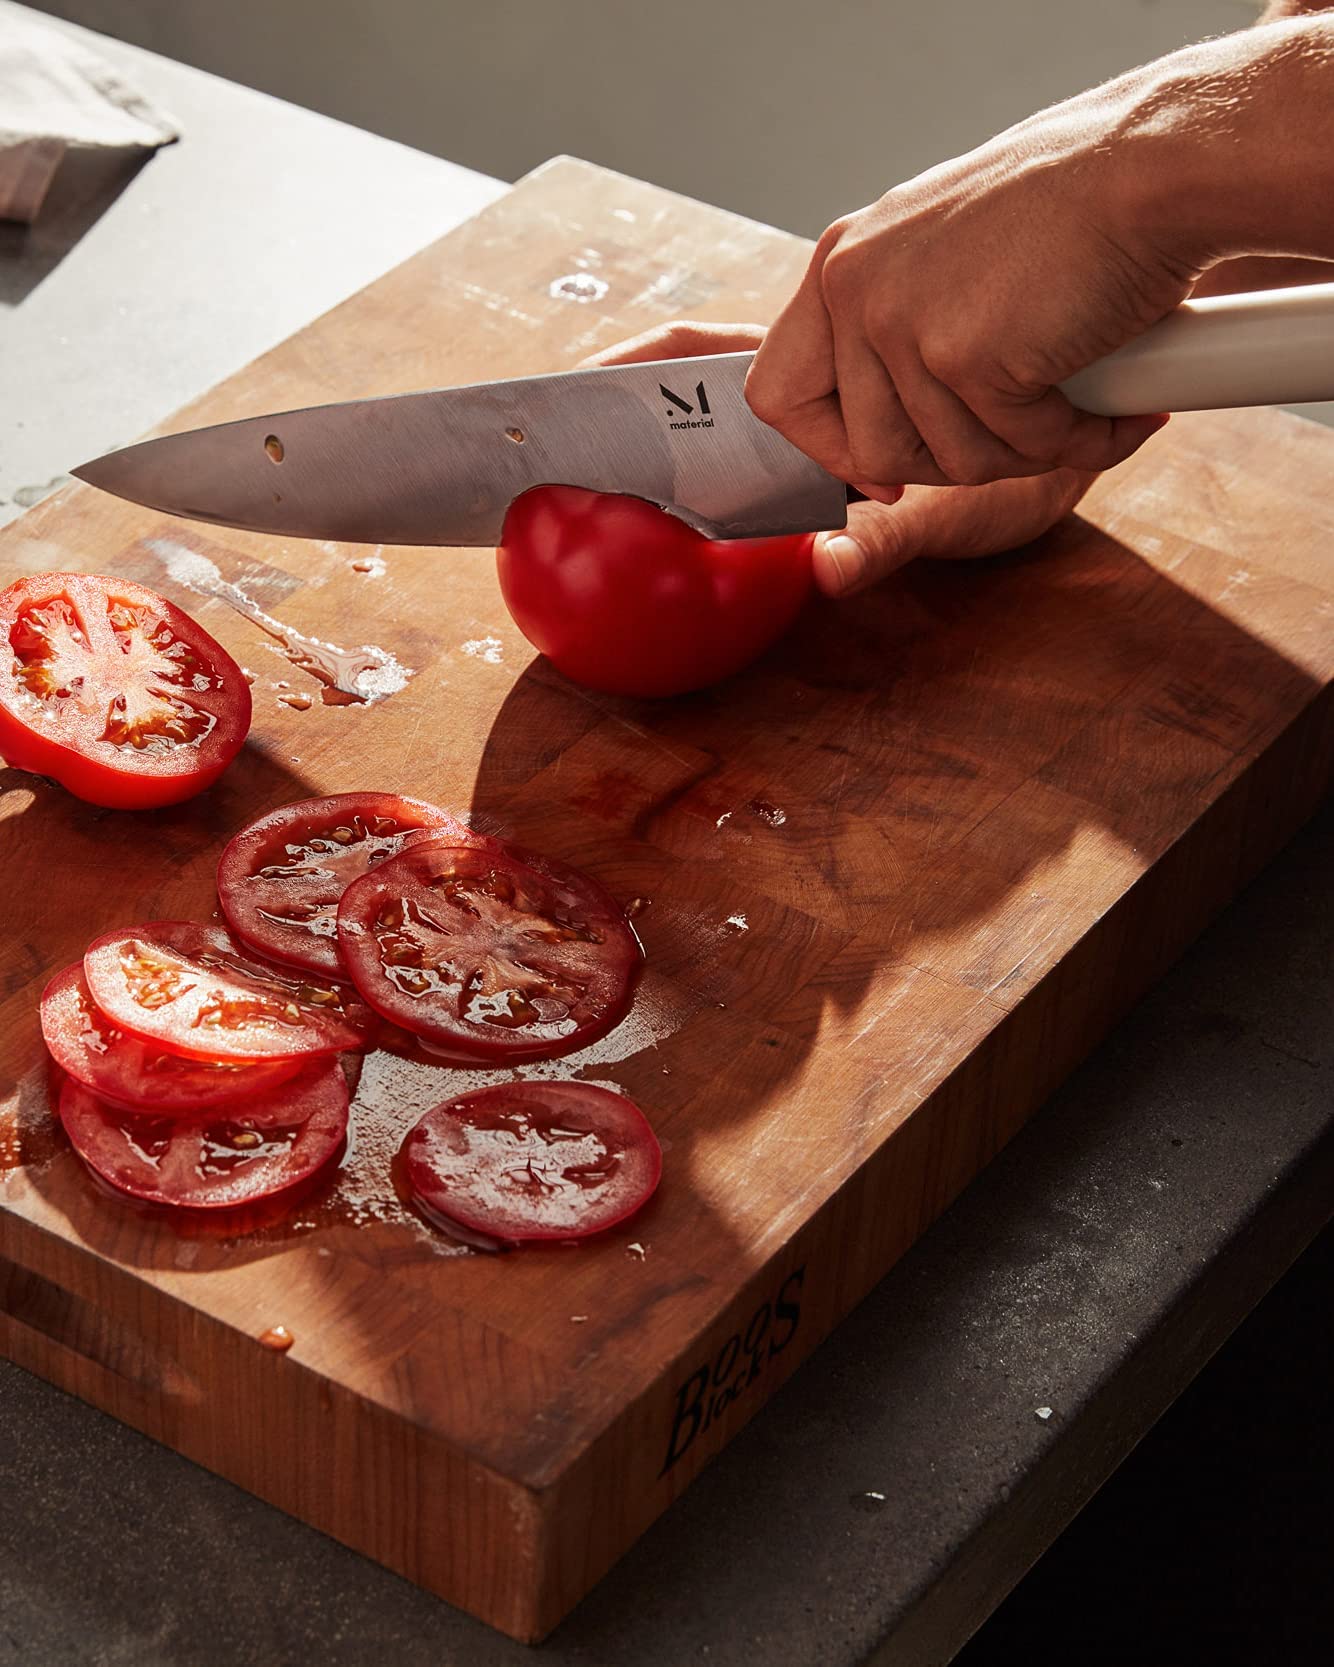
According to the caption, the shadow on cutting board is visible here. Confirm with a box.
[3,510,1322,1304]
[453,509,1322,1282]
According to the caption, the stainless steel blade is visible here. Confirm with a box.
[72,353,848,543]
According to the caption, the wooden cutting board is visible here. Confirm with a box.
[2,157,1332,1643]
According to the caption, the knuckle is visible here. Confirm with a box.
[917,334,970,389]
[818,250,849,307]
[817,215,855,253]
[658,320,707,353]
[941,459,992,488]
[864,295,907,346]
[743,374,784,428]
[846,440,890,482]
[1008,425,1069,470]
[927,439,995,487]
[819,241,866,308]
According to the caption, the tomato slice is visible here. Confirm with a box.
[0,571,251,809]
[40,962,306,1119]
[336,839,643,1061]
[400,1081,661,1242]
[83,920,377,1063]
[216,792,476,977]
[59,1064,349,1210]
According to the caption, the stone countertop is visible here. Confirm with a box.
[2,7,1330,1663]
[0,0,505,525]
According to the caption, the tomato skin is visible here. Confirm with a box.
[0,571,251,809]
[496,486,814,697]
[401,1081,661,1242]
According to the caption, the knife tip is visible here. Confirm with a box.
[70,455,123,495]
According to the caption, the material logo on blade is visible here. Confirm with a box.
[660,380,714,431]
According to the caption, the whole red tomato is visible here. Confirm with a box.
[496,486,814,697]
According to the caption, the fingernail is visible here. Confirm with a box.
[822,534,867,593]
[852,482,905,505]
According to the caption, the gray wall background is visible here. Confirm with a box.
[28,1,1260,237]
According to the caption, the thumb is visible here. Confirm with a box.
[813,499,915,597]
[813,468,1101,597]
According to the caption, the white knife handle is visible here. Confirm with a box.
[1058,281,1334,416]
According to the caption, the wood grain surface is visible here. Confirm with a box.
[2,158,1332,1642]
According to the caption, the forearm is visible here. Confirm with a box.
[1115,15,1334,271]
[1191,0,1334,290]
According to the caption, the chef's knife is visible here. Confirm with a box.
[73,283,1334,543]
[73,352,843,545]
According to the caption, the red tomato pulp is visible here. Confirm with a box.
[0,572,250,807]
[337,838,642,1063]
[217,792,475,977]
[400,1081,661,1242]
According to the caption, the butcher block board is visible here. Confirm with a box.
[2,157,1333,1642]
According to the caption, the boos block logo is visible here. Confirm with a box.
[659,1265,806,1474]
[661,380,714,431]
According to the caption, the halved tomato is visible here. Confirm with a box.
[336,838,642,1062]
[400,1081,661,1242]
[40,962,305,1119]
[216,792,475,977]
[83,920,377,1063]
[0,571,251,808]
[59,1064,349,1209]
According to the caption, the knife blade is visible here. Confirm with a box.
[71,352,849,545]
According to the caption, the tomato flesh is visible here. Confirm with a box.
[497,485,814,697]
[336,839,642,1061]
[83,920,377,1063]
[0,571,251,808]
[59,1064,349,1209]
[216,792,477,977]
[40,962,305,1119]
[400,1081,661,1242]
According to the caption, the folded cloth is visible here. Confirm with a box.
[0,11,178,223]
